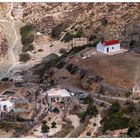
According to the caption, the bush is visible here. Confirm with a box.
[41,124,50,133]
[56,60,66,69]
[20,24,34,37]
[61,29,84,43]
[20,24,35,56]
[127,116,140,137]
[86,104,98,117]
[76,111,86,123]
[108,101,120,115]
[125,91,132,97]
[79,69,88,79]
[19,53,31,62]
[51,22,69,39]
[101,18,108,26]
[102,101,130,132]
[21,34,34,45]
[123,103,136,114]
[83,95,93,105]
[75,29,84,38]
[42,120,47,125]
[43,53,59,63]
[38,49,43,52]
[51,121,56,128]
[61,32,76,42]
[59,48,67,54]
[68,45,87,55]
[66,64,79,74]
[22,44,34,52]
[102,115,129,132]
[1,77,9,82]
[33,44,87,77]
[33,53,60,77]
[86,131,91,136]
[53,107,60,113]
[129,39,136,47]
[89,35,96,41]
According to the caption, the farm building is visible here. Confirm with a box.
[46,88,72,108]
[96,40,120,54]
[72,38,88,47]
[0,96,14,113]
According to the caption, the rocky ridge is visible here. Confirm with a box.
[21,3,140,48]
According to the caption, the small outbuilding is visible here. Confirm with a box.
[96,40,120,54]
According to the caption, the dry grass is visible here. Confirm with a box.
[0,82,11,93]
[51,51,139,90]
[53,119,74,137]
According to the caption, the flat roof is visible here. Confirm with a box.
[47,88,71,97]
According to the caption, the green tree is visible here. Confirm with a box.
[101,101,129,132]
[19,53,31,62]
[101,18,108,26]
[86,104,98,116]
[83,95,93,105]
[41,124,50,133]
[123,102,136,114]
[21,34,34,45]
[125,91,132,97]
[20,24,34,37]
[127,117,140,137]
[108,101,120,115]
[42,120,47,125]
[22,44,34,52]
[41,121,50,133]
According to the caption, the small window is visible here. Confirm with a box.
[3,105,7,111]
[112,47,114,49]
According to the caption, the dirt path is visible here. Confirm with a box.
[0,3,23,80]
[93,93,139,103]
[79,114,101,138]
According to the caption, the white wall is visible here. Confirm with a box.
[96,42,120,53]
[104,44,120,53]
[96,42,105,53]
[0,101,14,112]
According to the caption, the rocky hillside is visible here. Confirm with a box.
[21,3,140,48]
[0,25,8,56]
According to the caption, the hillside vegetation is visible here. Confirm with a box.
[22,3,140,49]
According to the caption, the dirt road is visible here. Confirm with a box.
[0,3,23,80]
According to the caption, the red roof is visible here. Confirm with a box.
[103,40,120,46]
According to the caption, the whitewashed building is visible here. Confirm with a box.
[46,88,71,107]
[96,40,120,54]
[0,96,14,113]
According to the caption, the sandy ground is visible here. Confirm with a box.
[27,111,64,137]
[0,130,13,138]
[79,114,101,138]
[66,115,80,129]
[0,3,24,80]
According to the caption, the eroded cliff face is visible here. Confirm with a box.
[20,3,140,48]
